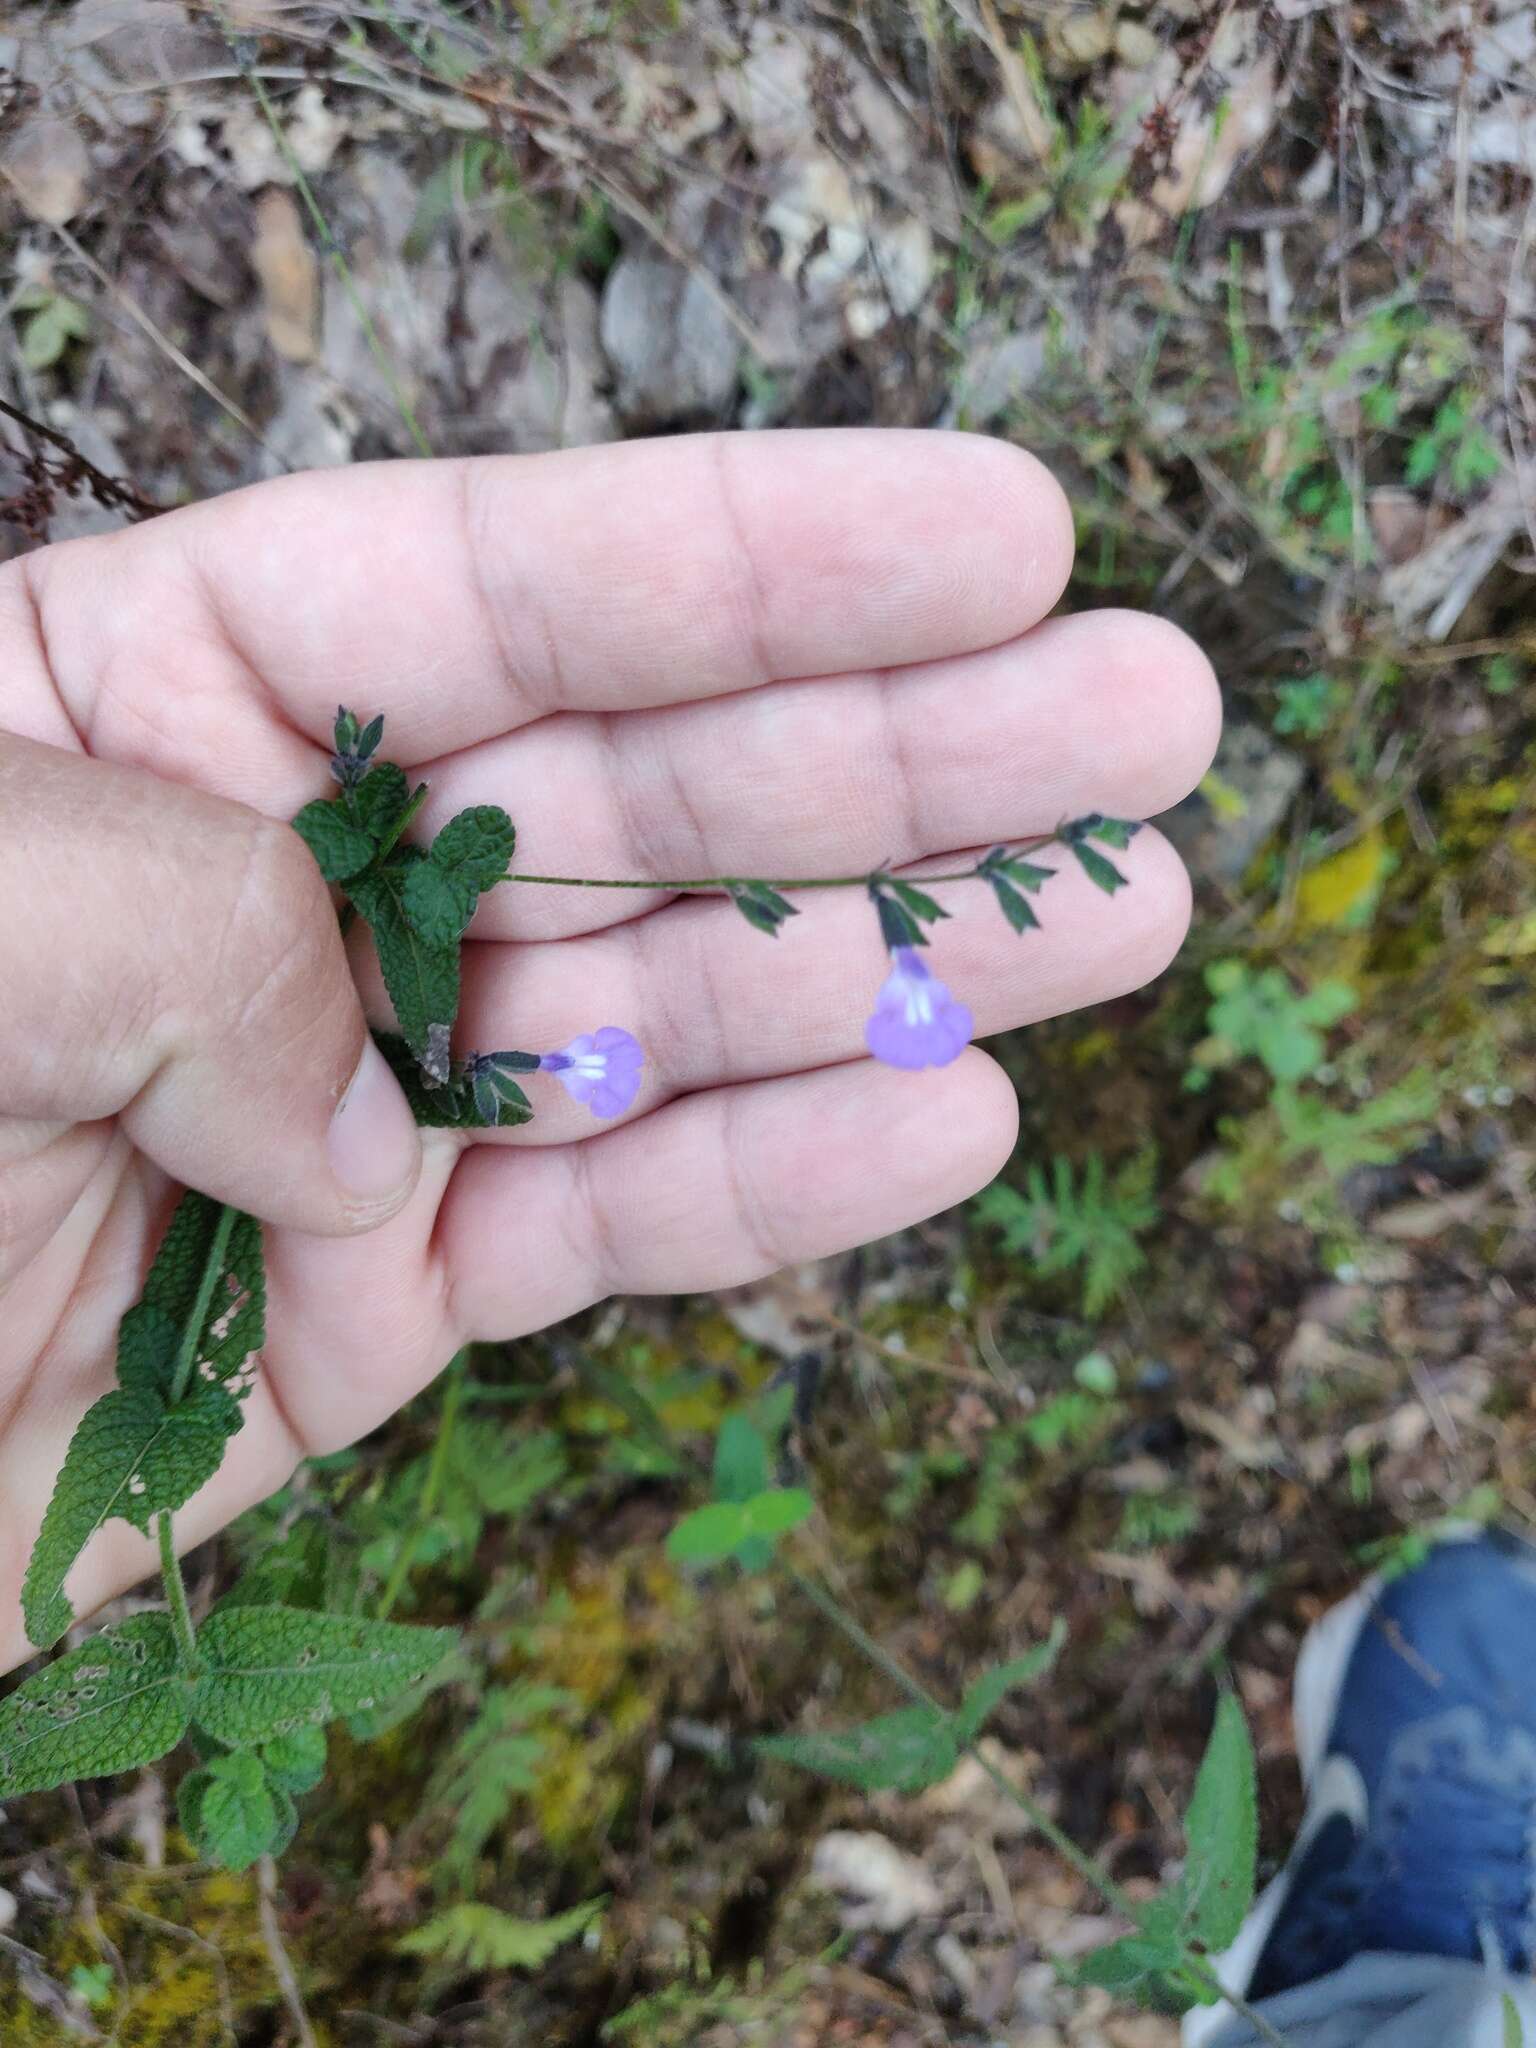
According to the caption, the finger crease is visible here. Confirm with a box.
[454,463,565,724]
[710,436,776,691]
[872,667,927,861]
[720,1089,785,1277]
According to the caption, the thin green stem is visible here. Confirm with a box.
[378,1353,469,1620]
[157,1515,199,1670]
[787,1568,1291,2048]
[171,1204,239,1407]
[502,831,1061,898]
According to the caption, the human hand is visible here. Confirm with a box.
[0,430,1218,1673]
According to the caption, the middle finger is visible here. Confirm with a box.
[413,608,1218,943]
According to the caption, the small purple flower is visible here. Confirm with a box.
[540,1026,645,1117]
[864,947,973,1071]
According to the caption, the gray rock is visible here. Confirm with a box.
[599,253,740,424]
[1159,719,1304,883]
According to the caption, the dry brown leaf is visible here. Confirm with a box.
[250,187,318,363]
[2,117,91,227]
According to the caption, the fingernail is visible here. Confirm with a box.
[327,1039,421,1208]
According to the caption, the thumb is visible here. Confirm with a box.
[0,733,421,1235]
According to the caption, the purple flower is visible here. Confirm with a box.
[540,1026,645,1117]
[864,947,973,1071]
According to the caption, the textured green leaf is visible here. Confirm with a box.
[115,1304,179,1401]
[23,1385,241,1649]
[953,1622,1066,1745]
[260,1723,328,1795]
[345,855,461,1061]
[429,806,515,890]
[398,1897,603,1972]
[0,1617,191,1795]
[759,1705,957,1794]
[116,1194,265,1398]
[1182,1691,1257,1950]
[1504,1993,1526,2048]
[402,858,478,945]
[192,1607,456,1747]
[290,801,378,882]
[179,1751,294,1870]
[400,806,515,944]
[352,761,413,845]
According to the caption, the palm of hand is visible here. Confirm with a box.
[0,431,1218,1671]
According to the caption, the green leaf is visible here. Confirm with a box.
[398,1897,604,1972]
[259,1723,328,1795]
[345,855,461,1063]
[0,1617,191,1795]
[352,761,413,845]
[1066,840,1129,894]
[888,879,949,926]
[713,1413,771,1504]
[115,1304,179,1401]
[1080,815,1140,850]
[469,1056,535,1128]
[1181,1691,1257,1950]
[869,875,949,953]
[987,873,1041,934]
[119,1193,265,1399]
[426,1683,576,1886]
[726,880,799,937]
[402,858,478,946]
[1073,1926,1185,1993]
[1504,1993,1526,2048]
[23,1385,241,1648]
[665,1501,748,1564]
[741,1487,813,1538]
[759,1705,958,1794]
[429,806,516,891]
[976,1151,1157,1318]
[290,801,378,883]
[400,806,514,944]
[953,1622,1066,1745]
[179,1751,295,1871]
[192,1607,456,1747]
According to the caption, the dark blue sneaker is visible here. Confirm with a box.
[1186,1529,1536,2046]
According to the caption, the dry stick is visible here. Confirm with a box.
[258,1855,319,2048]
[0,395,164,520]
[1502,187,1536,559]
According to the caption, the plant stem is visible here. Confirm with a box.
[171,1204,240,1406]
[378,1353,469,1620]
[157,1515,199,1670]
[503,830,1060,898]
[788,1568,1291,2047]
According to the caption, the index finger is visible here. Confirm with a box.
[31,431,1074,766]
